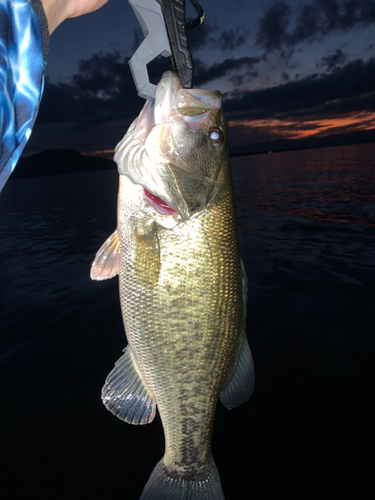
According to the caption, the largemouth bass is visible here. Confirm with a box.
[91,71,255,500]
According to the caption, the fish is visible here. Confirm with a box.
[91,71,255,500]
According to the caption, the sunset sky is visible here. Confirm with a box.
[24,0,375,156]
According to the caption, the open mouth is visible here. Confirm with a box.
[143,188,177,216]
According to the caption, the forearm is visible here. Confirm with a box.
[40,0,68,33]
[40,0,109,34]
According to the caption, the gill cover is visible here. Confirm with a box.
[114,71,228,220]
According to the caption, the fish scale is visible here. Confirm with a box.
[117,169,242,474]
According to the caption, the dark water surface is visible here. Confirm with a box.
[1,143,374,499]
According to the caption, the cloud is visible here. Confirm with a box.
[194,57,261,85]
[217,27,250,51]
[224,57,375,121]
[73,51,129,97]
[26,47,375,155]
[318,48,348,69]
[38,51,260,130]
[188,20,250,52]
[256,0,375,52]
[188,19,218,50]
[255,1,292,51]
[38,51,148,128]
[38,51,262,132]
[28,51,147,153]
[27,50,262,153]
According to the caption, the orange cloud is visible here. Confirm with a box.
[84,149,115,159]
[229,111,375,141]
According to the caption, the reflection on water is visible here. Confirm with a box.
[0,171,120,367]
[232,142,375,225]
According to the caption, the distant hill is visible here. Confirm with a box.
[12,149,116,179]
[12,129,375,180]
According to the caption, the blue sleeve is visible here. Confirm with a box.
[0,0,47,192]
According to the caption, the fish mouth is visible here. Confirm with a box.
[154,71,222,127]
[143,188,177,216]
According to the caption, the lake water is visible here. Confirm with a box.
[1,142,374,499]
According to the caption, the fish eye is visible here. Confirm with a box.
[210,128,223,146]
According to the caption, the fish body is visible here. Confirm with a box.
[91,71,254,499]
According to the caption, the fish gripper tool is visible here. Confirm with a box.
[128,0,204,100]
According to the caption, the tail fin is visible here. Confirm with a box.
[139,459,226,500]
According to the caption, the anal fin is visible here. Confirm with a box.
[102,346,157,425]
[220,334,255,409]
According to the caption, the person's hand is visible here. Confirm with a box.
[41,0,109,34]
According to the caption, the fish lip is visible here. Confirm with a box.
[154,71,223,121]
[154,71,182,126]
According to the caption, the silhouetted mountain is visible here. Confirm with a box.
[229,128,375,156]
[11,129,375,180]
[12,149,116,179]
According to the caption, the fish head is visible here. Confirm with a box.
[114,71,229,220]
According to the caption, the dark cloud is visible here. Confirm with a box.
[255,1,291,51]
[230,71,258,86]
[278,47,295,65]
[35,51,145,150]
[38,51,260,131]
[188,19,218,50]
[291,2,322,43]
[73,51,128,97]
[318,48,348,69]
[194,57,261,85]
[30,51,262,152]
[311,88,375,118]
[217,27,249,51]
[256,0,375,52]
[224,57,375,121]
[37,51,174,130]
[230,74,245,86]
[27,46,375,155]
[188,20,250,52]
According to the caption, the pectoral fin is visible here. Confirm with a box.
[134,222,160,288]
[102,345,157,425]
[90,230,120,280]
[220,334,255,409]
